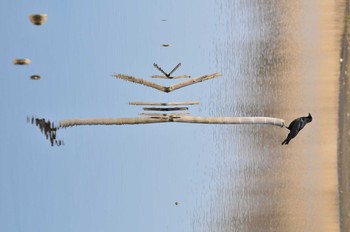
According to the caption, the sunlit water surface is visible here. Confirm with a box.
[195,0,344,231]
[2,1,346,232]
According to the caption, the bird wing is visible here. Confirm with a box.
[289,119,303,138]
[298,118,306,131]
[287,118,297,130]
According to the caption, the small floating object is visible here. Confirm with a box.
[162,44,172,47]
[29,14,48,25]
[30,75,41,80]
[13,58,31,65]
[175,202,179,205]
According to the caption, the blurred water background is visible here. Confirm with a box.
[0,0,346,231]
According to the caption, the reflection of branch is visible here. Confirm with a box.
[151,75,190,79]
[114,73,222,93]
[152,63,182,78]
[142,107,188,111]
[174,116,285,127]
[59,116,285,128]
[30,115,285,145]
[129,101,200,106]
[168,63,181,76]
[114,74,167,92]
[139,113,189,117]
[153,63,169,76]
[59,117,169,128]
[167,73,221,92]
[28,117,63,146]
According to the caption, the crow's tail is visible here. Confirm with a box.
[281,138,289,145]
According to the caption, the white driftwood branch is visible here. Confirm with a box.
[114,74,166,92]
[153,62,181,77]
[59,117,169,128]
[142,107,188,111]
[58,116,285,128]
[113,73,222,93]
[153,63,169,76]
[31,116,285,146]
[151,75,190,79]
[167,73,221,92]
[168,63,181,76]
[173,116,285,127]
[139,113,190,117]
[129,101,200,106]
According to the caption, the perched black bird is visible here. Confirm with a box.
[281,113,312,145]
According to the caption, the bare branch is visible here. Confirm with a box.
[114,73,222,93]
[59,117,169,128]
[172,116,285,127]
[153,63,169,76]
[142,107,188,111]
[151,75,190,79]
[129,101,200,106]
[114,74,167,92]
[168,63,181,76]
[58,116,284,128]
[139,113,190,117]
[30,115,285,146]
[167,73,222,92]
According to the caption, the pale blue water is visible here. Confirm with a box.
[0,0,344,231]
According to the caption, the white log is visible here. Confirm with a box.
[151,75,190,79]
[113,73,222,93]
[129,101,200,106]
[59,117,169,128]
[173,116,285,127]
[58,116,285,128]
[142,107,188,111]
[139,113,190,117]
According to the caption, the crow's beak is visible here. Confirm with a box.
[308,113,312,121]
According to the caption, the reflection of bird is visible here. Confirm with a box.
[281,113,312,145]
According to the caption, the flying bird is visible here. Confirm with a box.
[281,113,312,145]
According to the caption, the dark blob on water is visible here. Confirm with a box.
[28,116,63,146]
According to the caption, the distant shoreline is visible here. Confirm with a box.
[337,1,350,231]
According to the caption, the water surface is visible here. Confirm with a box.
[0,1,345,232]
[194,0,344,231]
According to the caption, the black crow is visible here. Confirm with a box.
[281,113,312,145]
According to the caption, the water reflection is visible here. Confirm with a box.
[193,0,344,231]
[28,116,63,146]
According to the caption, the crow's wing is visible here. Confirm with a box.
[289,119,303,138]
[287,118,298,130]
[298,118,306,131]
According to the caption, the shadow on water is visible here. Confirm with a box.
[27,116,64,146]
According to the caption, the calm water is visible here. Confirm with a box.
[196,0,344,231]
[1,1,345,231]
